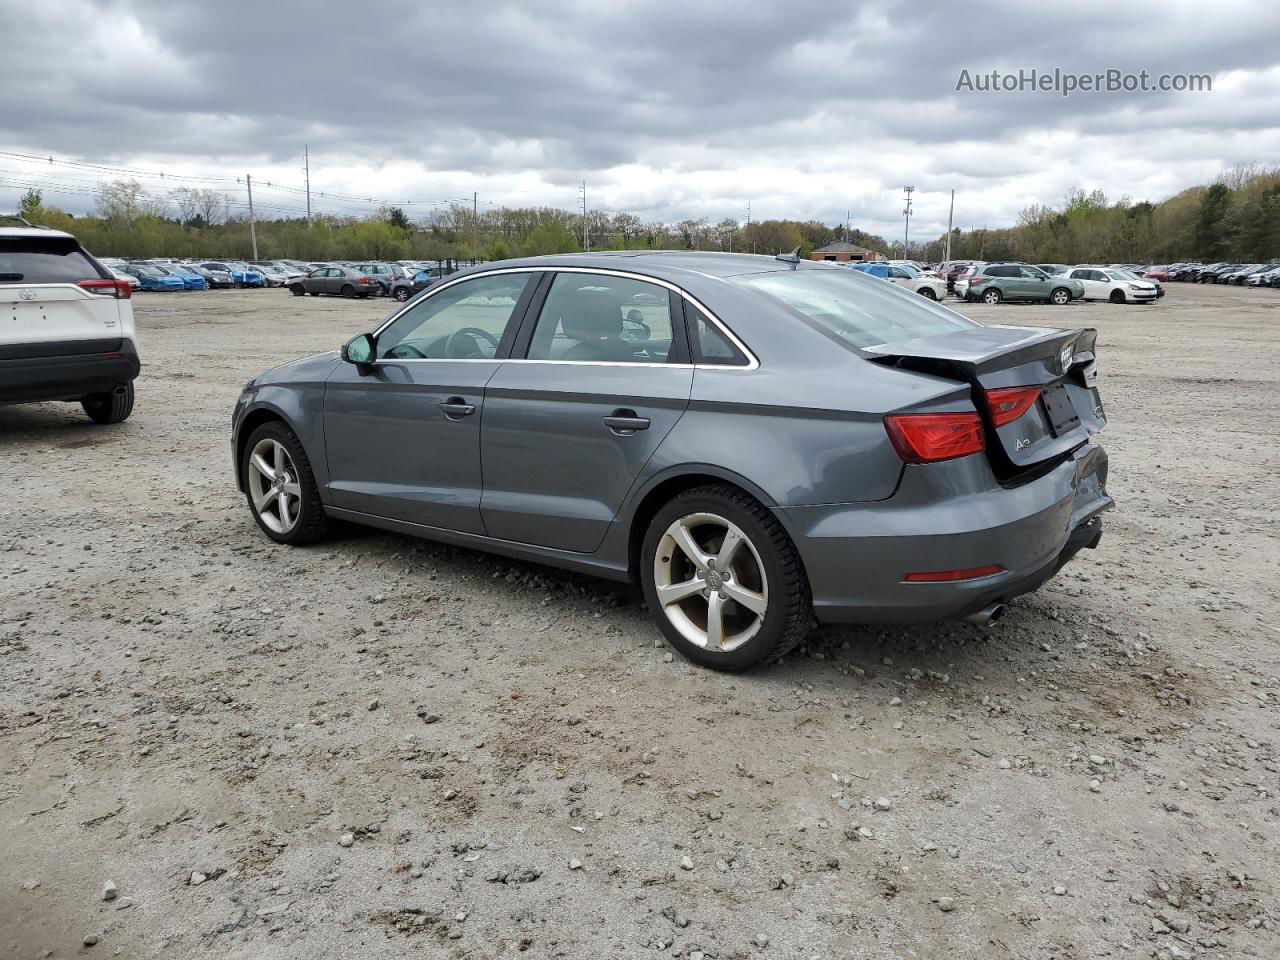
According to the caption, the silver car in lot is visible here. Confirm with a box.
[232,252,1113,670]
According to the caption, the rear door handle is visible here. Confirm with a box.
[440,396,476,419]
[603,409,650,435]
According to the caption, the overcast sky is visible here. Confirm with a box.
[2,0,1277,240]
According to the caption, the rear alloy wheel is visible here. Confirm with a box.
[641,485,812,671]
[1109,289,1126,304]
[1050,287,1072,305]
[290,284,305,297]
[341,284,355,298]
[242,422,329,545]
[393,286,411,302]
[81,382,134,424]
[918,287,938,300]
[981,288,1002,305]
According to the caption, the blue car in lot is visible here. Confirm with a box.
[152,263,208,290]
[123,264,185,292]
[202,261,265,288]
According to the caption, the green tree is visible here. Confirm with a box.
[19,188,42,221]
[1194,183,1231,259]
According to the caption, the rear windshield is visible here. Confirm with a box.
[0,237,106,284]
[737,268,977,350]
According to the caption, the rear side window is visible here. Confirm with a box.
[0,237,105,284]
[689,308,748,366]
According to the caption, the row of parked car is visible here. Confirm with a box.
[934,261,1162,305]
[1147,262,1280,285]
[96,257,461,301]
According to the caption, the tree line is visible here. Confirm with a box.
[14,162,1280,265]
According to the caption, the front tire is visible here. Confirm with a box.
[1050,287,1072,305]
[290,284,305,297]
[918,287,938,300]
[81,382,134,424]
[640,485,812,671]
[241,421,329,545]
[1109,289,1126,304]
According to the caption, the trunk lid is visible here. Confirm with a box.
[865,324,1105,478]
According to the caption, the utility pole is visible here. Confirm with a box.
[902,186,914,260]
[844,209,850,243]
[246,174,258,260]
[579,180,589,251]
[944,189,954,264]
[472,192,478,262]
[304,146,312,225]
[746,202,752,253]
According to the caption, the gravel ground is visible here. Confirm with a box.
[1,281,1277,960]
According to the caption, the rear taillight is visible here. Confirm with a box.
[984,386,1041,427]
[969,275,986,285]
[884,413,985,464]
[359,276,372,283]
[78,279,132,300]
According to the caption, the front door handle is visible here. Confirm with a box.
[603,409,650,436]
[440,396,476,420]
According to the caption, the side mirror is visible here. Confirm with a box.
[342,333,376,366]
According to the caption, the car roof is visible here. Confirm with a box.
[464,250,855,283]
[0,225,77,240]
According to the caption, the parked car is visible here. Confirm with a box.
[1167,263,1201,281]
[849,261,947,300]
[98,259,141,290]
[182,263,234,288]
[1222,264,1268,284]
[251,264,290,287]
[1062,266,1158,303]
[346,262,407,296]
[0,219,138,422]
[1197,263,1241,283]
[1141,265,1171,281]
[965,263,1083,304]
[201,261,264,287]
[952,262,986,299]
[1246,265,1280,286]
[121,263,185,292]
[1037,264,1069,276]
[147,262,208,290]
[289,265,381,298]
[233,252,1112,670]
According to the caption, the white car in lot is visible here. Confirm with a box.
[0,220,139,422]
[1062,266,1159,304]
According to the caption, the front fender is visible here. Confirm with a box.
[232,383,330,493]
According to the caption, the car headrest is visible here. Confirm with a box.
[560,287,623,340]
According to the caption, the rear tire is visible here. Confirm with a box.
[393,286,411,302]
[341,284,355,298]
[640,485,813,671]
[290,284,305,297]
[1050,287,1071,305]
[240,421,330,546]
[81,382,134,424]
[981,288,1002,305]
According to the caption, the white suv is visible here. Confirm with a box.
[0,218,139,423]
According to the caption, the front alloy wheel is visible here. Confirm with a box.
[1051,287,1072,305]
[241,422,330,545]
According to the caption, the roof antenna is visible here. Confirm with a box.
[775,246,801,269]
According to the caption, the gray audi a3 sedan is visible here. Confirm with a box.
[232,251,1112,670]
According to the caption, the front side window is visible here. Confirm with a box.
[1020,266,1048,279]
[377,272,533,360]
[738,268,977,351]
[526,273,676,363]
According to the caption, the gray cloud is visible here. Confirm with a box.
[0,0,1276,238]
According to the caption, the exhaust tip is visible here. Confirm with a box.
[964,603,1006,627]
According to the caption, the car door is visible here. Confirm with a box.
[322,270,540,534]
[1018,265,1049,300]
[479,270,694,553]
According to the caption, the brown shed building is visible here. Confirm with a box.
[810,241,880,263]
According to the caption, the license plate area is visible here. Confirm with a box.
[1041,382,1080,437]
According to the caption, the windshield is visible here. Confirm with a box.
[738,268,978,350]
[1109,270,1138,281]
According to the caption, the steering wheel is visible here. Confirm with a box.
[445,327,499,359]
[385,342,428,359]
